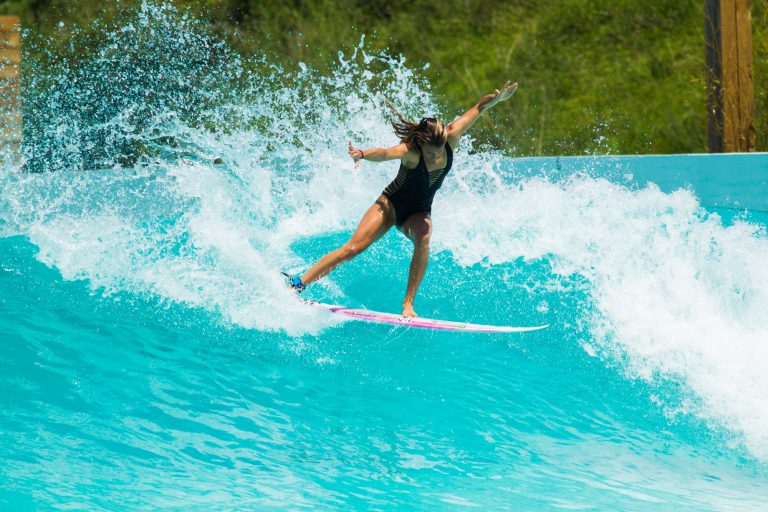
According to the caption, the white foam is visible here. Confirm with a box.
[436,174,768,460]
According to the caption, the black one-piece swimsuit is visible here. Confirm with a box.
[381,143,453,227]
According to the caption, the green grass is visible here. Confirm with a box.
[2,0,766,155]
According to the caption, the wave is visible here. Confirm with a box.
[2,1,767,466]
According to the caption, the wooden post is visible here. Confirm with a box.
[0,16,21,166]
[705,0,755,152]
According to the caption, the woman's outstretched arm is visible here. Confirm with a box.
[348,141,413,168]
[446,81,518,146]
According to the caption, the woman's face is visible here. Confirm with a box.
[421,143,444,164]
[418,118,446,164]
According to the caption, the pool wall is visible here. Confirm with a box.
[508,153,768,213]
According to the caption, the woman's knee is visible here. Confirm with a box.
[340,239,369,260]
[414,230,430,247]
[408,218,432,245]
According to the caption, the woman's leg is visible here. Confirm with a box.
[301,196,396,285]
[398,212,432,317]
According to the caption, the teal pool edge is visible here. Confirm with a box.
[504,152,768,213]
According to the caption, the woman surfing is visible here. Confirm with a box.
[285,81,518,318]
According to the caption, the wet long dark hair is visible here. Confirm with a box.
[385,98,447,148]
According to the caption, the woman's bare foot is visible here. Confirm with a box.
[402,302,418,318]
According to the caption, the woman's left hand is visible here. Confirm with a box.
[485,81,518,108]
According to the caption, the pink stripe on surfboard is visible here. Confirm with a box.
[306,302,548,333]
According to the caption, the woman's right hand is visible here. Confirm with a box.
[348,141,364,168]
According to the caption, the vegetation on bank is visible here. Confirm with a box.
[2,0,766,155]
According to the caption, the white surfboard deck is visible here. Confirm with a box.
[304,300,549,333]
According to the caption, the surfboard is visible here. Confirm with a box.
[304,300,549,333]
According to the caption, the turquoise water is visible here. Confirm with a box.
[2,4,768,510]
